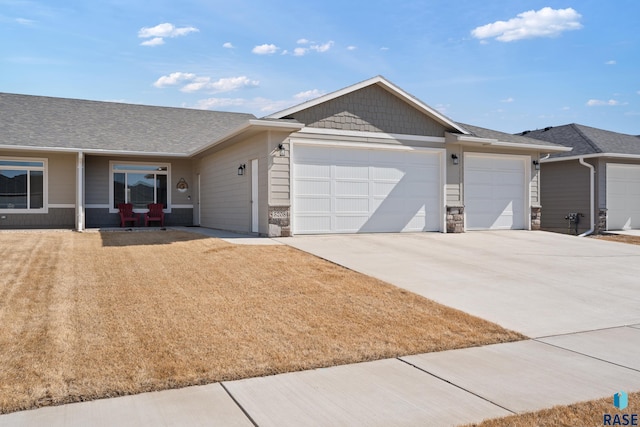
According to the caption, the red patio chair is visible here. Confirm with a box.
[117,203,140,227]
[144,203,165,227]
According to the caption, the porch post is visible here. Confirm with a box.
[76,151,84,231]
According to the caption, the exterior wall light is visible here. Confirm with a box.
[451,154,459,165]
[238,164,246,175]
[533,160,540,170]
[278,143,285,156]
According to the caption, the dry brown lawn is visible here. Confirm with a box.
[594,234,640,246]
[465,391,640,427]
[0,230,523,414]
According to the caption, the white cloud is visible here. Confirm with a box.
[586,99,621,107]
[153,72,196,88]
[380,47,389,51]
[138,23,198,46]
[293,89,324,101]
[471,7,582,42]
[154,73,258,93]
[195,98,246,109]
[501,97,515,103]
[293,47,308,56]
[347,45,357,51]
[605,60,616,65]
[15,18,35,26]
[141,37,165,47]
[310,41,334,53]
[223,42,234,49]
[252,44,279,54]
[297,38,310,44]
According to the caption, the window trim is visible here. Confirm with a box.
[0,156,48,214]
[109,161,172,213]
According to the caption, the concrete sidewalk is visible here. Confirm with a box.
[2,326,639,427]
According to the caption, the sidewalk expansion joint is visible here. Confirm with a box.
[220,383,260,427]
[396,357,517,415]
[533,339,640,373]
[532,324,638,340]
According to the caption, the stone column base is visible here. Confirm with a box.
[446,206,464,233]
[531,206,542,230]
[596,208,607,234]
[268,206,291,237]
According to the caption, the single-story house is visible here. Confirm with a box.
[0,76,568,235]
[522,123,640,234]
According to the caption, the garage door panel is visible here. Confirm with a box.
[295,180,331,195]
[465,155,526,230]
[295,197,331,213]
[296,163,331,179]
[335,181,369,196]
[607,164,640,230]
[335,197,369,213]
[293,145,442,234]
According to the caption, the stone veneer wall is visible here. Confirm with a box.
[446,206,464,233]
[531,207,542,230]
[596,208,607,234]
[268,206,290,237]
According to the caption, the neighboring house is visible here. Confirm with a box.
[0,76,568,235]
[522,124,640,233]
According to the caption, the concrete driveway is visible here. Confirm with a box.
[279,231,640,337]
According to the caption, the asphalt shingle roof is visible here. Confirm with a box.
[521,124,640,158]
[457,122,566,149]
[0,93,256,154]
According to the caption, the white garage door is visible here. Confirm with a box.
[293,144,442,234]
[464,154,527,230]
[607,164,640,230]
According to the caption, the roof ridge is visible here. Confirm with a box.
[570,123,602,153]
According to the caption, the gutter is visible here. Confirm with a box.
[578,157,595,237]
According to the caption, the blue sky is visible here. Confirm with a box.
[1,0,639,134]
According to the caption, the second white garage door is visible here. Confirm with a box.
[464,154,527,230]
[293,144,442,234]
[607,163,640,230]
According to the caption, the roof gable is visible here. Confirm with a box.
[266,76,468,136]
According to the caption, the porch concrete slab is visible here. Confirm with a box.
[631,324,640,329]
[278,231,640,337]
[223,358,511,427]
[401,340,640,414]
[171,226,282,245]
[537,326,640,370]
[0,384,253,427]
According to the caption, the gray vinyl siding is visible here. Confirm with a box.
[446,146,463,205]
[0,150,77,229]
[268,131,292,206]
[540,160,590,233]
[288,84,448,137]
[196,133,268,234]
[84,155,109,205]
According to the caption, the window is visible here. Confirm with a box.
[0,158,47,213]
[110,162,170,212]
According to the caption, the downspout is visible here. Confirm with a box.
[578,157,595,236]
[76,151,84,232]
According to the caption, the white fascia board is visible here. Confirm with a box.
[0,144,188,157]
[297,127,445,143]
[290,137,445,153]
[188,119,303,157]
[542,153,640,163]
[266,76,469,134]
[490,141,572,152]
[446,133,571,152]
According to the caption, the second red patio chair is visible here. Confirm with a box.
[144,203,165,227]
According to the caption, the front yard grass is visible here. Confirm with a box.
[0,230,523,414]
[464,391,640,427]
[594,234,640,246]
